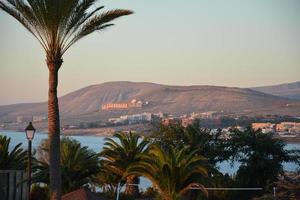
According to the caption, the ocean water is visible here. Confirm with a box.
[1,131,299,189]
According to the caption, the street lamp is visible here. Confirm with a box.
[25,122,36,200]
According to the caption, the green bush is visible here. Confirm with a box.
[31,184,49,200]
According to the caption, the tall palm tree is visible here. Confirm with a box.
[0,135,27,170]
[0,1,132,199]
[127,144,209,200]
[100,132,149,197]
[33,137,100,194]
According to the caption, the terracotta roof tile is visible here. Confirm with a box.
[62,188,110,200]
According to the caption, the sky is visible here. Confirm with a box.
[0,0,300,105]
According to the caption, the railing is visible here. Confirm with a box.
[116,183,277,200]
[191,186,277,199]
[0,170,27,200]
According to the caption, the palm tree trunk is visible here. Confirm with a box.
[124,175,139,197]
[47,58,62,200]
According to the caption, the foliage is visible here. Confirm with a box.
[152,122,186,148]
[203,173,235,200]
[150,122,300,199]
[274,172,300,200]
[92,163,121,198]
[0,0,133,60]
[228,127,299,187]
[226,127,300,199]
[152,121,227,165]
[142,187,160,199]
[0,135,27,170]
[127,143,209,200]
[184,123,229,165]
[100,132,149,177]
[0,1,133,199]
[99,132,149,196]
[33,137,100,194]
[150,122,235,199]
[31,184,50,200]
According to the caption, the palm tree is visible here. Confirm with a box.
[127,144,209,200]
[0,1,132,199]
[0,135,27,170]
[100,132,149,197]
[33,137,100,195]
[93,164,121,198]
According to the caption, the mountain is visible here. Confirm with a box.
[1,81,300,123]
[251,81,300,100]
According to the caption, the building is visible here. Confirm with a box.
[191,111,220,119]
[101,99,143,110]
[16,116,23,123]
[252,122,275,133]
[108,117,127,124]
[33,115,47,122]
[62,188,109,200]
[16,116,33,124]
[153,111,164,118]
[121,112,152,124]
[276,122,300,134]
[108,112,152,124]
[102,102,129,110]
[181,117,194,127]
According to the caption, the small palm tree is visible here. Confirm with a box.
[127,144,209,200]
[100,132,149,197]
[34,137,100,194]
[0,135,27,170]
[93,164,122,198]
[0,1,133,199]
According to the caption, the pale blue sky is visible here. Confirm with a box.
[0,0,300,105]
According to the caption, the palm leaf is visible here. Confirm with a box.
[0,0,133,60]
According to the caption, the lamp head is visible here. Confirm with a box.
[25,122,36,141]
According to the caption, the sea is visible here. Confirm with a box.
[1,131,299,190]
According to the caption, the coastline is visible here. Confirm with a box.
[2,127,300,143]
[278,136,300,144]
[0,124,153,137]
[62,128,114,137]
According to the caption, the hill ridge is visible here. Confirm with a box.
[251,81,300,100]
[0,81,300,123]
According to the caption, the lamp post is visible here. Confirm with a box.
[25,122,36,200]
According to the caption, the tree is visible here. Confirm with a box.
[93,164,122,198]
[184,122,228,165]
[227,127,300,199]
[100,132,149,197]
[152,121,227,165]
[0,1,132,199]
[0,135,27,170]
[127,143,209,200]
[33,137,100,195]
[152,121,186,149]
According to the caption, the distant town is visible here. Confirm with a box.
[2,99,300,142]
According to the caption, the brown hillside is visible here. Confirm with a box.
[0,81,300,122]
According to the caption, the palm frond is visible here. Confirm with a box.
[62,9,133,53]
[0,0,133,60]
[127,143,209,199]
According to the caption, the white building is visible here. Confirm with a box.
[33,115,47,122]
[109,112,152,124]
[121,112,152,124]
